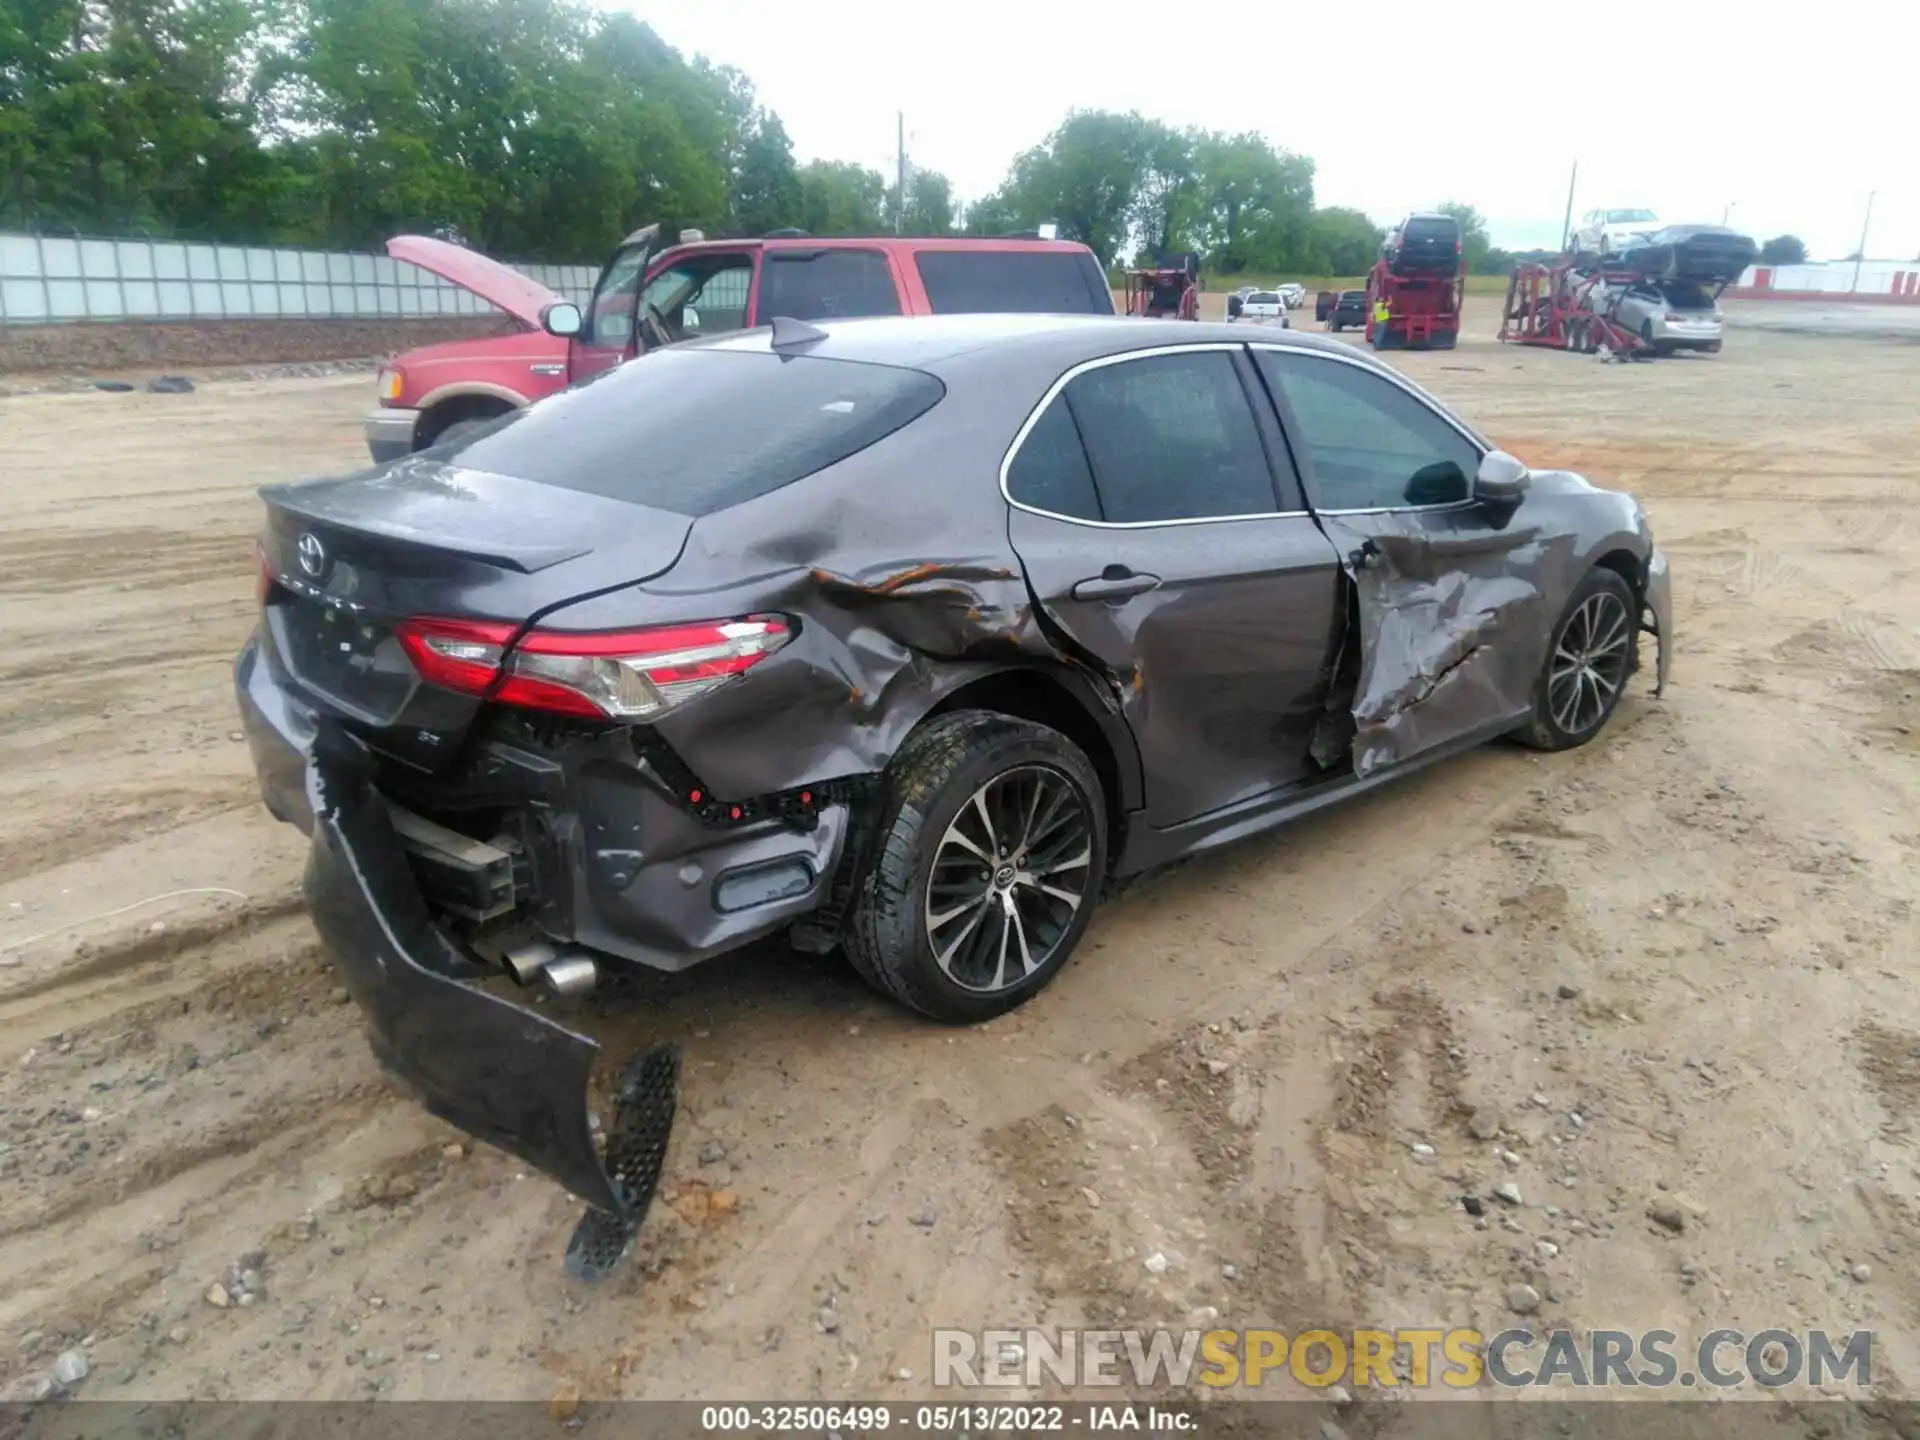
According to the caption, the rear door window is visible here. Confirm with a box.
[1061,350,1279,524]
[753,249,901,322]
[914,251,1112,314]
[1005,395,1103,521]
[447,349,942,516]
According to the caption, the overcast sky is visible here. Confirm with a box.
[632,0,1916,263]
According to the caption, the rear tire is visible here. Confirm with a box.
[845,711,1108,1024]
[1513,568,1639,752]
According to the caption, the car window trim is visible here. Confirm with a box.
[1244,342,1489,517]
[998,342,1313,530]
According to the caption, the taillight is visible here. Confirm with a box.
[395,616,792,720]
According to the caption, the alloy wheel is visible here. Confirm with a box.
[1548,590,1632,736]
[923,765,1093,994]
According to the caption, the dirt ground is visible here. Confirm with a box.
[2,296,1918,1419]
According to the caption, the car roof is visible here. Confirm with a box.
[655,235,1099,262]
[691,311,1368,376]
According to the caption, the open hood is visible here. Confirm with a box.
[385,235,568,330]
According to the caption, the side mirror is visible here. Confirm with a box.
[1475,449,1531,507]
[540,301,583,338]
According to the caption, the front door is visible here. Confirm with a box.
[568,225,660,384]
[1005,344,1345,828]
[1251,344,1545,777]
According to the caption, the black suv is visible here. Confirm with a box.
[1327,290,1369,331]
[1382,212,1463,275]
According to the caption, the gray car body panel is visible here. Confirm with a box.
[528,314,1664,857]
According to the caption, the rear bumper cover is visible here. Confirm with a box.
[235,633,656,1217]
[303,727,634,1216]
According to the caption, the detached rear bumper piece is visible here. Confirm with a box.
[302,730,676,1275]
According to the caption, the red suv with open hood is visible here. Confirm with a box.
[362,226,1117,463]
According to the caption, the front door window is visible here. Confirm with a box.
[585,243,650,348]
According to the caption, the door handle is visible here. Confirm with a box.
[1071,569,1162,602]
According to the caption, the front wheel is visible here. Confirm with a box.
[1513,568,1639,751]
[845,711,1108,1023]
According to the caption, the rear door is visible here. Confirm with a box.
[1251,344,1545,778]
[748,247,904,323]
[1005,344,1345,827]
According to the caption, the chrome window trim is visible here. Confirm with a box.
[997,342,1313,529]
[1244,341,1490,516]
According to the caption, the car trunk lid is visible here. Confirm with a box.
[259,451,693,767]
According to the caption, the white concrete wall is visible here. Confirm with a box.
[0,233,598,324]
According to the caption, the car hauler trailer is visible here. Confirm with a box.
[1501,229,1751,359]
[1500,258,1651,356]
[1364,258,1464,349]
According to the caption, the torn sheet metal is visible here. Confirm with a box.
[1644,547,1673,697]
[303,725,674,1225]
[1325,520,1559,779]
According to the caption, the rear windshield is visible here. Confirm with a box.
[914,250,1112,314]
[1248,292,1280,305]
[1340,291,1366,302]
[1401,217,1457,239]
[444,349,943,516]
[1661,280,1713,308]
[756,249,902,322]
[1607,209,1657,223]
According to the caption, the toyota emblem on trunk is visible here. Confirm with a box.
[297,532,328,579]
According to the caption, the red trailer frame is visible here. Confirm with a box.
[1363,259,1463,350]
[1126,268,1199,320]
[1499,259,1648,356]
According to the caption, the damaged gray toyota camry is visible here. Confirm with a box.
[235,312,1671,1277]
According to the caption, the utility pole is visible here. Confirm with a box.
[1852,190,1875,293]
[896,112,906,236]
[1559,159,1578,252]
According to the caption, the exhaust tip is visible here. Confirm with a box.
[542,954,599,998]
[503,940,558,986]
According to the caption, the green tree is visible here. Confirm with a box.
[727,109,801,237]
[1303,206,1383,276]
[995,110,1149,265]
[960,188,1021,237]
[1437,201,1491,273]
[1192,130,1314,274]
[1130,120,1200,259]
[795,159,887,235]
[891,168,954,236]
[1759,234,1807,266]
[1,0,296,236]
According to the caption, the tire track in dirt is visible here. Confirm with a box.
[0,777,262,881]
